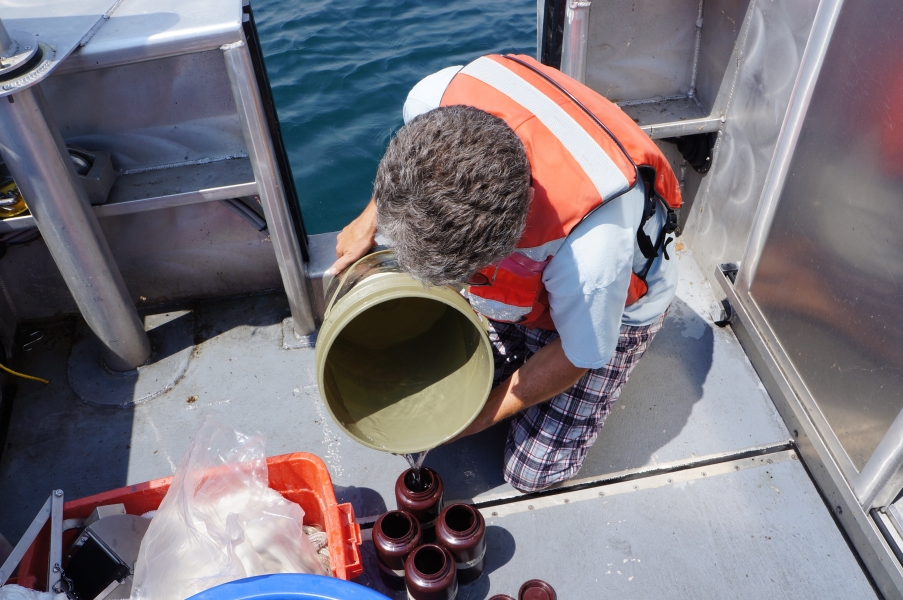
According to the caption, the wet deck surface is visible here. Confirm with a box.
[0,248,874,598]
[359,452,876,599]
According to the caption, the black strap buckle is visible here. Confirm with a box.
[664,209,678,234]
[636,197,679,280]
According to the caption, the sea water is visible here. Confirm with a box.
[252,0,535,234]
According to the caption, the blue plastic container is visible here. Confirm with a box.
[186,574,387,600]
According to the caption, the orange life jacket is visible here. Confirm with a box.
[440,54,682,330]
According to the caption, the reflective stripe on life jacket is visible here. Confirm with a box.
[456,56,631,205]
[440,54,681,330]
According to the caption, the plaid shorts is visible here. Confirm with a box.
[488,308,669,492]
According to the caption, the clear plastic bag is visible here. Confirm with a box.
[0,585,64,600]
[130,417,326,600]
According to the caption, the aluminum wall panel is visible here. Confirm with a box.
[0,202,281,322]
[42,50,245,172]
[748,0,903,471]
[53,0,243,75]
[694,0,750,111]
[584,0,698,102]
[683,0,819,280]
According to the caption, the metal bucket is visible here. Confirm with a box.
[315,250,494,454]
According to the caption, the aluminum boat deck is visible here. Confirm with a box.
[1,0,902,596]
[0,242,877,598]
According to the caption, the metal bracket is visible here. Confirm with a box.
[0,490,64,590]
[560,0,591,83]
[718,262,739,284]
[48,490,63,592]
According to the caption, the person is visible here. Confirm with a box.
[330,54,681,492]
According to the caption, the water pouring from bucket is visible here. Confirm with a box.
[315,250,494,455]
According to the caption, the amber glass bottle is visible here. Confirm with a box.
[404,544,458,600]
[395,467,443,542]
[373,510,422,590]
[435,503,486,584]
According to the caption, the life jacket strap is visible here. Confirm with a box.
[635,166,678,284]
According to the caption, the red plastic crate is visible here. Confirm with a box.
[16,452,363,590]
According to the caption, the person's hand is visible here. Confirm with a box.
[329,199,378,275]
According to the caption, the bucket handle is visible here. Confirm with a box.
[324,252,492,336]
[323,249,399,321]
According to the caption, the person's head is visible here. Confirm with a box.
[374,105,532,286]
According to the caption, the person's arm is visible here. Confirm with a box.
[454,338,588,439]
[455,185,647,440]
[328,198,378,275]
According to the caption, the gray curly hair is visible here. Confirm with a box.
[374,105,532,286]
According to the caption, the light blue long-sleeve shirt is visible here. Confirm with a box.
[403,66,677,368]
